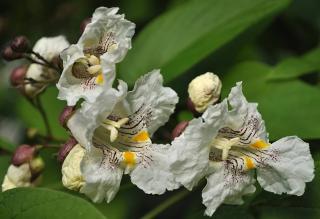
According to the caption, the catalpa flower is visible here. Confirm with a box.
[66,70,182,202]
[172,82,315,216]
[57,7,135,106]
[24,36,69,98]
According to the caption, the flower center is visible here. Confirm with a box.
[102,117,129,142]
[211,137,240,160]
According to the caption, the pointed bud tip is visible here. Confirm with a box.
[171,121,189,140]
[12,144,35,166]
[80,18,92,33]
[57,138,78,163]
[59,106,76,128]
[10,35,30,53]
[10,65,28,87]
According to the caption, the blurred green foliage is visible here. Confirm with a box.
[0,0,320,218]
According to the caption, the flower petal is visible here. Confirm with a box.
[125,70,178,136]
[33,35,69,60]
[129,144,179,194]
[67,84,127,151]
[257,136,314,196]
[80,147,123,203]
[202,162,255,216]
[169,100,228,190]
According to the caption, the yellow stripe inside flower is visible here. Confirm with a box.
[95,73,104,85]
[251,139,269,149]
[244,156,255,170]
[133,131,150,142]
[123,151,136,166]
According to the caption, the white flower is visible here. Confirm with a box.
[24,36,69,97]
[62,144,85,191]
[2,163,32,192]
[172,82,314,216]
[57,7,135,106]
[67,70,180,202]
[188,72,222,113]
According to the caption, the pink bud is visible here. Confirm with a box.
[57,137,78,163]
[171,121,189,140]
[12,144,35,166]
[59,106,76,128]
[80,18,92,33]
[10,65,28,87]
[1,46,23,61]
[10,36,30,53]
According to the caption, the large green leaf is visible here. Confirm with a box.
[221,61,320,140]
[119,0,290,84]
[268,47,320,80]
[0,188,106,219]
[0,137,15,153]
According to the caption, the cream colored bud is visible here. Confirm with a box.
[188,72,222,113]
[30,157,45,174]
[62,144,85,191]
[1,164,32,192]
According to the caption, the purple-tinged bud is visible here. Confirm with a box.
[10,65,27,87]
[187,97,198,115]
[171,121,189,140]
[57,137,78,163]
[10,35,30,53]
[12,144,35,166]
[59,106,76,128]
[80,17,92,33]
[1,46,23,61]
[52,55,63,70]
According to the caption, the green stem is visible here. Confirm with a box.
[35,96,52,138]
[141,189,189,219]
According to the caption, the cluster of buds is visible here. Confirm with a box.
[2,35,69,99]
[2,144,44,192]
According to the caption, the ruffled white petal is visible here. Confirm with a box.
[80,147,123,203]
[67,84,127,151]
[257,136,314,196]
[79,7,135,64]
[169,100,228,190]
[57,7,134,106]
[1,164,32,192]
[225,82,268,142]
[129,144,179,194]
[33,35,69,60]
[202,162,255,216]
[125,70,179,135]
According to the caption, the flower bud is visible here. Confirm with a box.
[80,18,92,33]
[188,72,222,113]
[10,36,30,53]
[59,106,76,128]
[29,157,45,174]
[1,46,23,61]
[62,144,85,191]
[1,163,32,192]
[12,144,35,166]
[172,121,189,140]
[10,65,27,87]
[57,137,78,163]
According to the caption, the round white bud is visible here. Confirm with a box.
[188,72,222,113]
[62,144,85,191]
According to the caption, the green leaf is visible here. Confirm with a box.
[0,137,15,153]
[222,61,320,140]
[119,0,291,84]
[0,188,106,219]
[255,206,320,219]
[186,206,254,219]
[268,47,320,80]
[0,155,10,183]
[15,87,68,139]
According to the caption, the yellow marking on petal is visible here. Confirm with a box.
[123,151,136,166]
[244,156,255,170]
[251,140,269,150]
[132,131,150,142]
[95,73,104,85]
